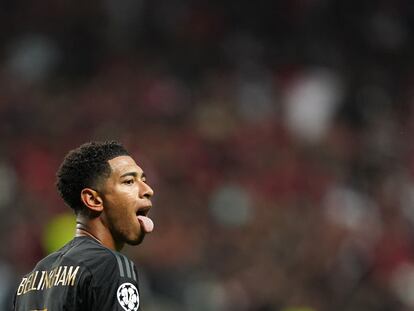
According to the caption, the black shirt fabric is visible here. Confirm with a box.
[13,236,141,311]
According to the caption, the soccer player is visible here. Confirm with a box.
[13,141,154,311]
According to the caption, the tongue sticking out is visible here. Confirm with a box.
[137,215,154,233]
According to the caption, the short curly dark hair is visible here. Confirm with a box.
[56,141,130,212]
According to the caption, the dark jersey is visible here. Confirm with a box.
[13,236,142,311]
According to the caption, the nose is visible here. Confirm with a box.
[140,180,154,199]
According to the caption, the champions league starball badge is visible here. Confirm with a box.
[117,283,139,311]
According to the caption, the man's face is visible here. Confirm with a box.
[100,155,154,246]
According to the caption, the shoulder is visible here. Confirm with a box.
[72,240,138,286]
[86,249,141,310]
[36,237,133,279]
[91,249,138,284]
[105,249,138,281]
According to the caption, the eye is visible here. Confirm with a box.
[123,179,135,185]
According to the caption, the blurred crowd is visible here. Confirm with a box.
[2,0,414,310]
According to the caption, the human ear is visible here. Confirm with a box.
[80,188,103,212]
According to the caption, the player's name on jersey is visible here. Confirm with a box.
[16,266,80,296]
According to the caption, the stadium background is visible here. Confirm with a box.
[1,1,414,310]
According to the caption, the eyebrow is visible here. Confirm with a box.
[120,171,146,179]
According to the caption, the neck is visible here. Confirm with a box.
[75,225,102,244]
[75,213,124,251]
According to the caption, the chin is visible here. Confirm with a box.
[126,233,145,245]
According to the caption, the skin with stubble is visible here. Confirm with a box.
[76,155,154,251]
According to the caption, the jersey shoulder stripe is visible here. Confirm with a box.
[107,250,137,281]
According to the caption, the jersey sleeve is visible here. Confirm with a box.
[86,251,142,311]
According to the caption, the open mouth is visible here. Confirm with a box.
[136,205,151,217]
